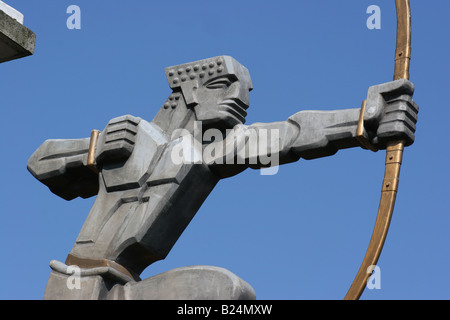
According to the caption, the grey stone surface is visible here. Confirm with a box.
[106,266,256,300]
[27,138,98,200]
[28,55,418,299]
[0,7,35,63]
[364,79,418,148]
[44,271,110,300]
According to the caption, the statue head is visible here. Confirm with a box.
[165,56,253,130]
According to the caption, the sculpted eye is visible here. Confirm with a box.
[205,77,232,89]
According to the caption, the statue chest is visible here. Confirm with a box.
[101,121,219,197]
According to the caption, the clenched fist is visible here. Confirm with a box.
[95,115,141,166]
[364,79,419,149]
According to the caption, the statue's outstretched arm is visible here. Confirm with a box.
[209,79,418,176]
[286,108,362,160]
[225,108,362,170]
[288,79,418,159]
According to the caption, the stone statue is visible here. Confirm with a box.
[28,56,418,300]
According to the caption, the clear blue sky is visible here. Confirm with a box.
[1,0,449,300]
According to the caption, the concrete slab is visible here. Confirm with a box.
[0,1,24,24]
[0,4,35,63]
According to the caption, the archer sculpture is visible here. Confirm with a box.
[28,55,418,300]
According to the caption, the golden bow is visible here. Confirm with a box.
[345,0,412,300]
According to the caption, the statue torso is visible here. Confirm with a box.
[70,120,220,275]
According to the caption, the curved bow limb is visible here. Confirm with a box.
[344,0,411,300]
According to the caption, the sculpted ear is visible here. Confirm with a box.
[180,81,199,107]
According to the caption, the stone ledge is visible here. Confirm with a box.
[0,1,23,24]
[0,8,35,63]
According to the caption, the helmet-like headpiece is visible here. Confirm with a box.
[165,55,253,95]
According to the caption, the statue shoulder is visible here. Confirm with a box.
[101,120,169,192]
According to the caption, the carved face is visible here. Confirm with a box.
[165,56,253,130]
[192,72,252,129]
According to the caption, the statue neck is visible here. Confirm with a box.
[151,90,197,138]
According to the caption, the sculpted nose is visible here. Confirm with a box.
[228,82,250,108]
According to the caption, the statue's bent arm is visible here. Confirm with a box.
[27,115,143,200]
[27,138,99,200]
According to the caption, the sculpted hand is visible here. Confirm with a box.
[364,79,419,149]
[95,115,141,166]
